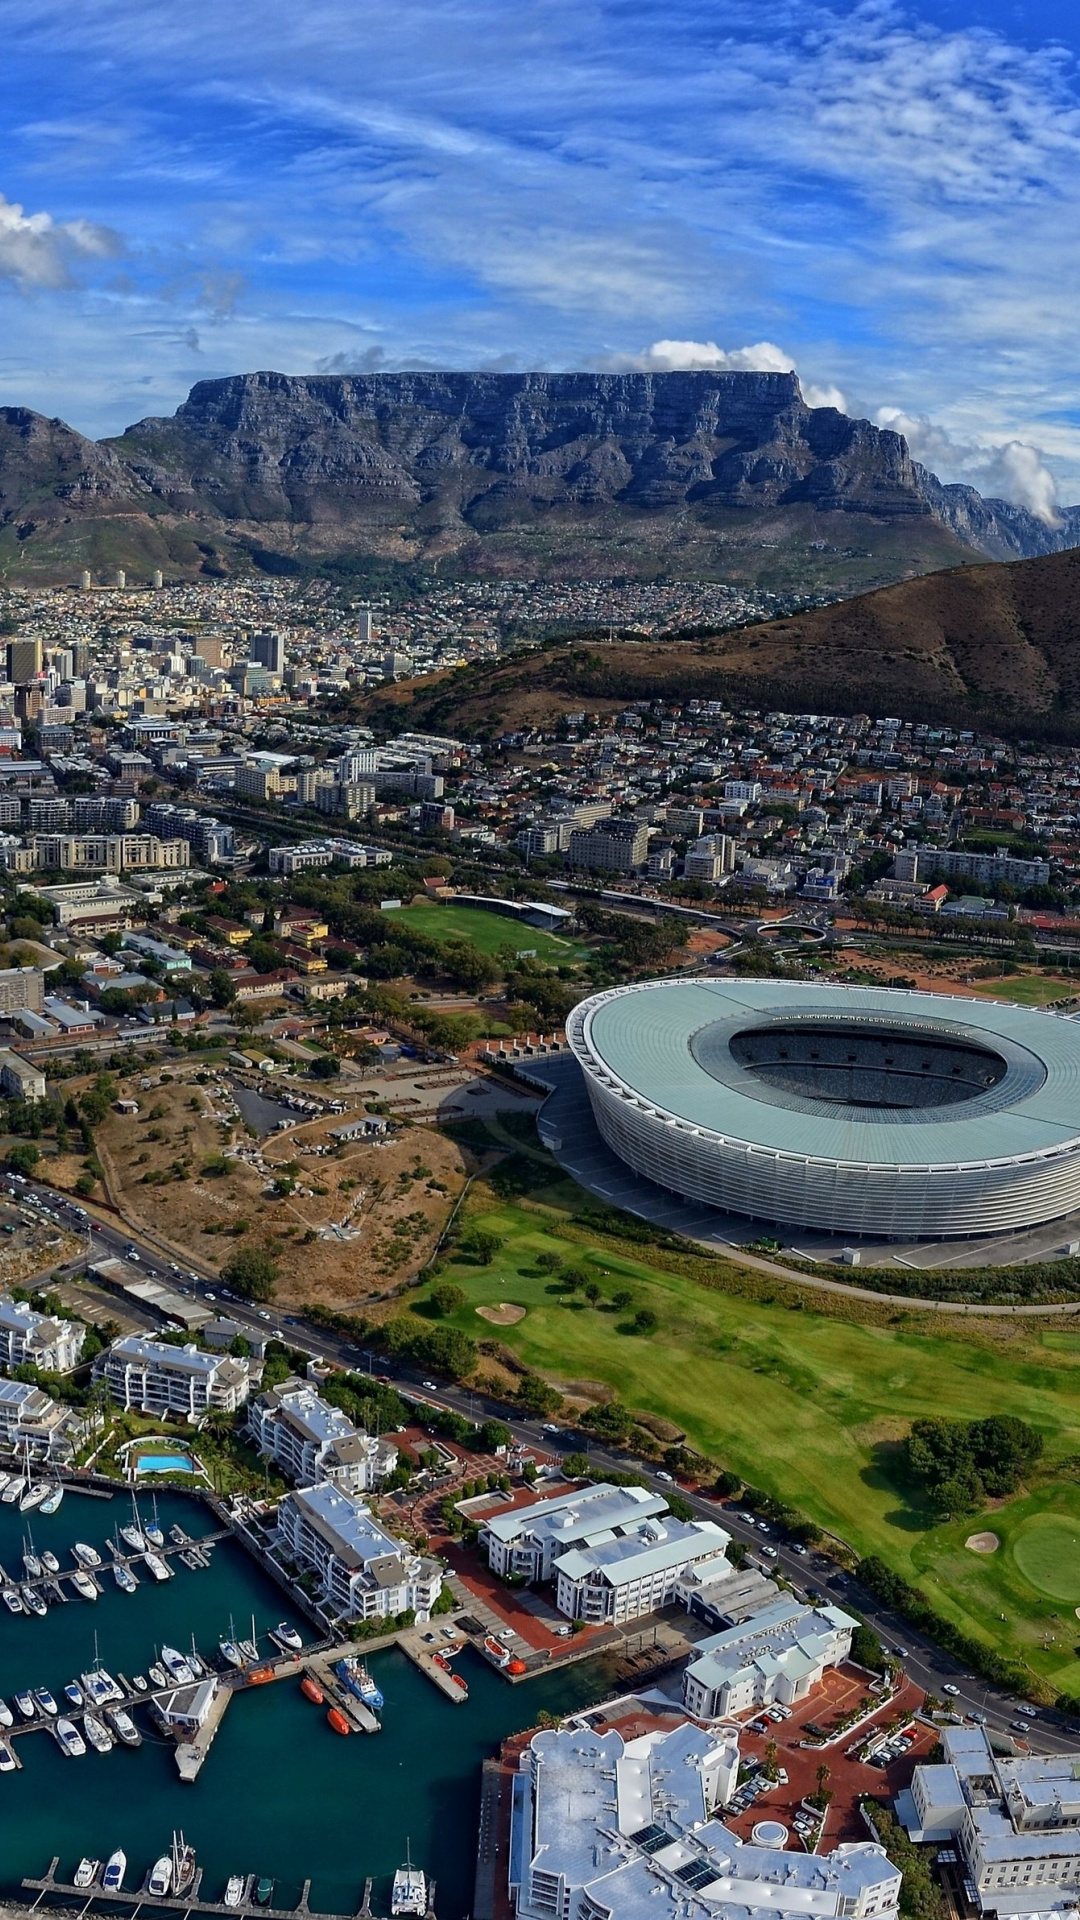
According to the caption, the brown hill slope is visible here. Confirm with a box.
[361,546,1080,741]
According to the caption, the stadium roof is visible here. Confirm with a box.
[578,980,1080,1169]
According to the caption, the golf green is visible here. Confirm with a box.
[1011,1516,1080,1602]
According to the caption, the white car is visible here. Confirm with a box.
[942,1683,961,1697]
[422,1381,439,1392]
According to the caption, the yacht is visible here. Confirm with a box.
[102,1850,127,1892]
[113,1563,138,1594]
[1,1477,25,1506]
[39,1484,63,1516]
[41,1550,59,1574]
[72,1543,102,1569]
[147,1856,173,1899]
[94,1669,124,1704]
[119,1513,147,1552]
[0,1741,15,1774]
[105,1706,141,1748]
[74,1861,100,1889]
[0,1698,12,1727]
[14,1692,35,1720]
[21,1584,47,1618]
[224,1875,247,1908]
[1,1589,22,1614]
[54,1717,86,1758]
[63,1682,84,1709]
[160,1646,195,1685]
[143,1552,171,1583]
[19,1482,49,1514]
[82,1712,113,1754]
[71,1570,98,1602]
[391,1846,428,1917]
[80,1671,113,1709]
[33,1688,58,1716]
[272,1622,303,1652]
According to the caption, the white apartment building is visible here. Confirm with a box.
[682,1598,856,1719]
[0,1051,47,1101]
[0,1377,97,1462]
[554,1516,732,1625]
[900,1725,1080,1917]
[683,834,735,883]
[0,1293,85,1373]
[94,1334,251,1421]
[511,1721,900,1920]
[248,1377,398,1493]
[275,1482,442,1622]
[29,832,191,873]
[482,1482,670,1584]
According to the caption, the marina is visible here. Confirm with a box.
[0,1485,615,1917]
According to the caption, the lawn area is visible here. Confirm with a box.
[969,974,1078,1007]
[391,901,592,965]
[418,1191,1080,1692]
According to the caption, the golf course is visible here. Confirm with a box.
[417,1173,1080,1697]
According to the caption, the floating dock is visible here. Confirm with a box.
[399,1629,468,1703]
[303,1655,380,1733]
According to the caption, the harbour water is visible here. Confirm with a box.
[0,1488,613,1916]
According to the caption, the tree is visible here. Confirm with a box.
[611,1287,635,1310]
[209,968,237,1007]
[516,1371,562,1417]
[850,1624,886,1672]
[534,1252,563,1275]
[632,1306,658,1334]
[221,1244,279,1301]
[6,1142,40,1176]
[458,1227,502,1266]
[310,1053,341,1079]
[479,1419,512,1453]
[429,1281,467,1318]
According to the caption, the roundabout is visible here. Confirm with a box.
[566,979,1080,1238]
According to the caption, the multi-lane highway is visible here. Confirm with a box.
[7,1170,1074,1757]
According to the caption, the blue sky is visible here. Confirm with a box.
[2,0,1080,513]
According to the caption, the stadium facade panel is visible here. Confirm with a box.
[566,979,1080,1237]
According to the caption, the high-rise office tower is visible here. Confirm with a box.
[7,637,42,686]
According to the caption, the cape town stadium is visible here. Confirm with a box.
[565,979,1080,1238]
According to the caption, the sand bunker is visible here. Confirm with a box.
[966,1531,1001,1554]
[476,1302,527,1325]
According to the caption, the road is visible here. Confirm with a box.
[8,1172,1074,1758]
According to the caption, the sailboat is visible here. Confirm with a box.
[119,1495,146,1553]
[239,1614,259,1663]
[391,1842,428,1917]
[145,1497,165,1550]
[170,1832,197,1897]
[39,1483,63,1516]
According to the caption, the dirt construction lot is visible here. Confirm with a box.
[80,1064,470,1310]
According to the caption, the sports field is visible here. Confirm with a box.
[391,902,591,964]
[970,974,1077,1007]
[418,1184,1080,1691]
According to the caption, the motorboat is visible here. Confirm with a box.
[273,1621,303,1652]
[21,1584,47,1617]
[148,1663,167,1689]
[106,1706,142,1748]
[224,1875,246,1907]
[160,1646,195,1685]
[55,1717,86,1758]
[39,1485,63,1515]
[72,1543,102,1569]
[74,1860,100,1889]
[1,1477,25,1506]
[63,1682,84,1709]
[391,1846,428,1917]
[131,1674,148,1692]
[19,1482,49,1514]
[80,1670,114,1709]
[0,1741,15,1773]
[0,1698,12,1727]
[82,1712,113,1754]
[147,1856,173,1899]
[71,1570,98,1601]
[102,1850,127,1892]
[113,1563,138,1594]
[94,1669,123,1703]
[254,1879,274,1907]
[143,1552,171,1582]
[33,1688,58,1716]
[1,1589,22,1614]
[14,1692,35,1720]
[41,1550,59,1574]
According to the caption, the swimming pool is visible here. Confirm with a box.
[134,1451,196,1474]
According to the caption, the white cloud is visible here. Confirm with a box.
[608,339,850,414]
[0,190,121,289]
[875,407,1060,524]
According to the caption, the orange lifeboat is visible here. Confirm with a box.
[301,1677,324,1705]
[452,1672,468,1693]
[327,1707,351,1736]
[508,1658,527,1675]
[246,1666,274,1685]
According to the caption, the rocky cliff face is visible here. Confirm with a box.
[0,371,1074,586]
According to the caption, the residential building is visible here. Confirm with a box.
[900,1724,1080,1917]
[94,1334,251,1420]
[554,1515,732,1624]
[0,1377,97,1462]
[29,832,191,872]
[275,1481,443,1621]
[248,1376,398,1492]
[0,967,44,1015]
[0,1293,86,1373]
[0,1051,46,1100]
[683,834,735,882]
[511,1721,900,1920]
[566,817,649,874]
[896,848,1051,890]
[235,763,283,802]
[481,1482,670,1583]
[681,1598,855,1718]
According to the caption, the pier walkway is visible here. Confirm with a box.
[398,1630,467,1704]
[21,1859,431,1920]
